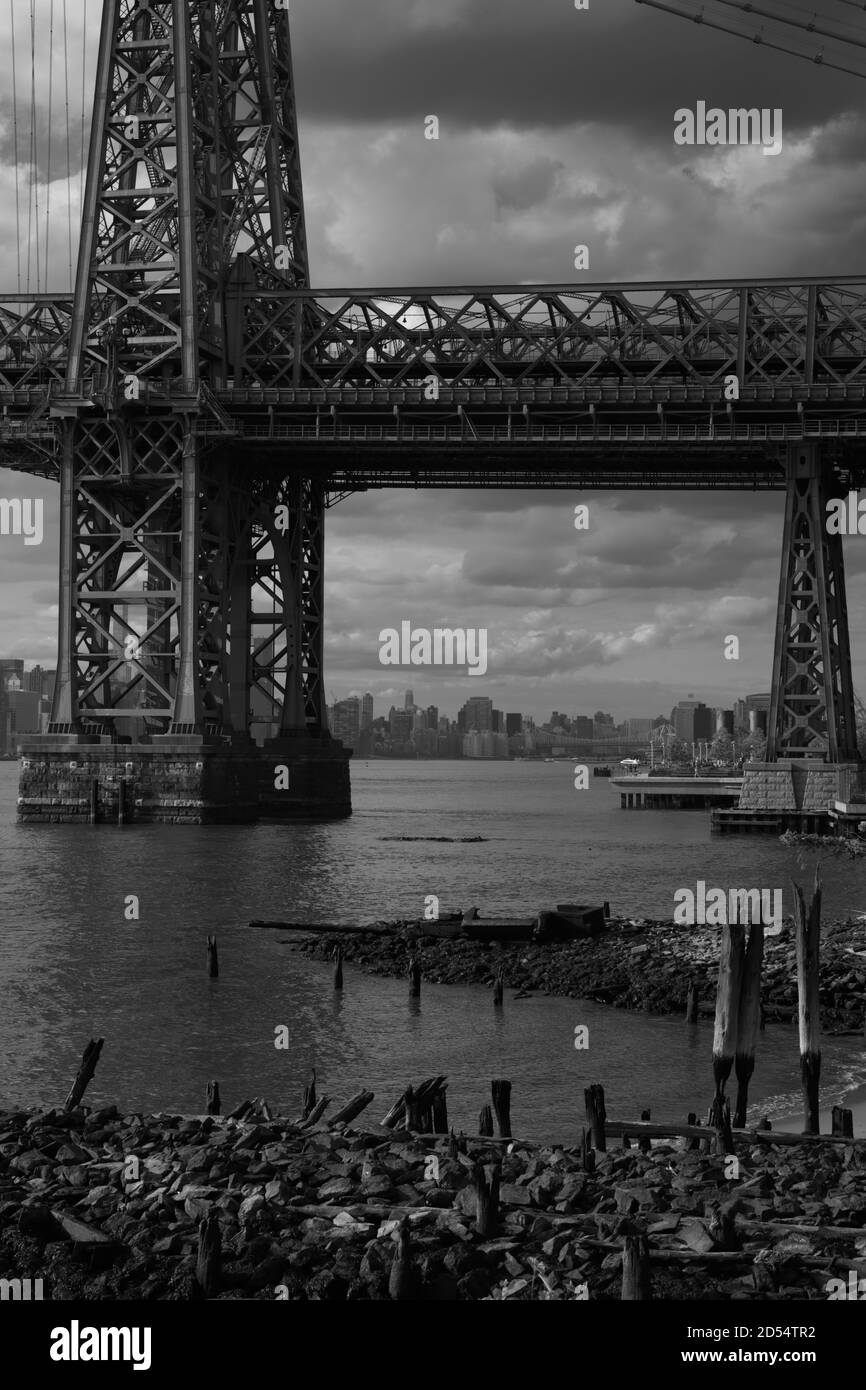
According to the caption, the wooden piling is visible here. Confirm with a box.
[708,1094,734,1155]
[686,1112,701,1152]
[195,1211,221,1298]
[474,1161,500,1238]
[206,1080,220,1116]
[734,918,764,1128]
[685,979,698,1024]
[478,1103,494,1137]
[408,956,421,998]
[333,946,343,991]
[621,1232,651,1300]
[432,1090,448,1134]
[712,923,745,1097]
[638,1108,651,1154]
[329,1090,375,1126]
[389,1219,414,1300]
[206,935,219,978]
[403,1085,423,1131]
[493,967,504,1007]
[792,869,822,1135]
[491,1079,512,1138]
[299,1096,331,1127]
[832,1106,854,1138]
[581,1126,596,1174]
[584,1083,607,1151]
[302,1069,317,1120]
[448,1129,459,1160]
[63,1038,105,1112]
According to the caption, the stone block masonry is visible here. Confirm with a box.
[17,737,352,824]
[738,761,864,814]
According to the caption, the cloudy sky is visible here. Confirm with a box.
[2,0,866,723]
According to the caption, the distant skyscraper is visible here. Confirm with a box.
[459,695,493,732]
[404,689,414,709]
[506,712,522,737]
[672,696,713,744]
[390,709,413,745]
[331,697,361,749]
[361,693,374,729]
[0,659,24,692]
[426,704,439,730]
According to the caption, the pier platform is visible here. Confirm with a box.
[611,774,742,810]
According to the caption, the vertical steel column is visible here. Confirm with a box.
[49,423,79,731]
[301,478,326,736]
[170,427,203,731]
[280,478,306,733]
[766,443,859,761]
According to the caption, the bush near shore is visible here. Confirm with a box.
[295,917,866,1033]
[2,1103,865,1301]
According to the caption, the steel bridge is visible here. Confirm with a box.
[2,0,862,822]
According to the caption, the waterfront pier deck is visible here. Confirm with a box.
[610,774,743,810]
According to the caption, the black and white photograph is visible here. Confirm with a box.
[2,0,866,1368]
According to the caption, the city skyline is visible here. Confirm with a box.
[325,684,769,730]
[2,1,866,721]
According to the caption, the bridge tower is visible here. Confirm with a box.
[736,442,863,828]
[19,0,350,823]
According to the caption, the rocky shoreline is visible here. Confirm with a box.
[2,1100,866,1301]
[291,916,866,1034]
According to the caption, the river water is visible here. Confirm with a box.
[1,758,865,1137]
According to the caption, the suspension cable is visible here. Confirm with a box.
[80,0,88,218]
[10,0,21,292]
[63,0,73,288]
[28,0,39,292]
[46,0,55,288]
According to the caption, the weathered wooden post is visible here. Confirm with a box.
[792,869,822,1134]
[493,967,504,1007]
[196,1211,221,1297]
[638,1108,652,1154]
[302,1069,317,1120]
[474,1161,500,1238]
[713,923,745,1097]
[432,1090,448,1134]
[832,1106,854,1138]
[708,1093,734,1155]
[408,956,421,998]
[448,1129,459,1159]
[584,1083,607,1151]
[206,1080,220,1116]
[389,1219,414,1299]
[686,1112,701,1152]
[686,984,700,1028]
[581,1126,596,1174]
[206,935,219,978]
[734,917,764,1127]
[333,945,343,991]
[621,1231,651,1300]
[403,1085,422,1131]
[63,1038,105,1111]
[491,1079,512,1138]
[478,1103,494,1137]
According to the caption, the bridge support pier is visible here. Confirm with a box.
[17,416,351,823]
[734,442,863,830]
[17,736,351,825]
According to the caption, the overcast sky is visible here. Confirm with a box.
[1,0,866,723]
